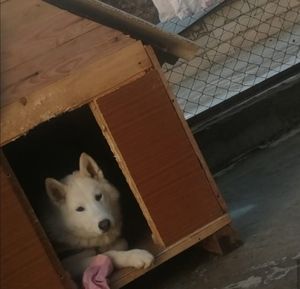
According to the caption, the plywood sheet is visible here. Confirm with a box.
[0,155,74,289]
[95,71,224,246]
[0,0,134,106]
[0,0,145,146]
[1,41,151,146]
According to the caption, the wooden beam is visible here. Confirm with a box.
[110,214,231,289]
[202,224,242,255]
[43,0,200,60]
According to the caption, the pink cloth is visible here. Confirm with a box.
[83,255,114,289]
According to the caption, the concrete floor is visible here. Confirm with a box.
[125,128,300,289]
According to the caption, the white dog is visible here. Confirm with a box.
[43,153,154,279]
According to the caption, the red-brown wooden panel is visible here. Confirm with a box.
[0,155,73,289]
[95,71,224,246]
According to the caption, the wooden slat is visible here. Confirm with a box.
[1,0,136,107]
[1,0,99,72]
[1,26,134,107]
[0,41,152,146]
[110,214,232,289]
[94,70,225,246]
[43,0,200,61]
[0,153,75,289]
[145,46,228,211]
[90,102,165,246]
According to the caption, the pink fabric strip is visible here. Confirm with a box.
[83,255,114,289]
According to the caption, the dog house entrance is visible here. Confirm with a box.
[3,105,156,284]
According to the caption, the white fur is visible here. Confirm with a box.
[43,153,154,279]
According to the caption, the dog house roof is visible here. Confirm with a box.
[0,0,150,146]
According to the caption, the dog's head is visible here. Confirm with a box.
[45,153,121,239]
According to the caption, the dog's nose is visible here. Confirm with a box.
[98,219,111,232]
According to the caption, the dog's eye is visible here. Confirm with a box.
[95,194,102,201]
[76,206,85,212]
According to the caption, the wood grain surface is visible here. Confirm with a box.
[0,154,75,289]
[110,214,231,289]
[0,0,147,146]
[95,70,225,246]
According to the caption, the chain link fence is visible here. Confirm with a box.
[159,0,300,119]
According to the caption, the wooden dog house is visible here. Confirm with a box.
[1,1,238,289]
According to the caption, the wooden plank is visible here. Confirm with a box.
[1,0,100,72]
[202,224,242,255]
[43,0,200,61]
[110,214,231,289]
[202,234,224,255]
[0,153,75,289]
[145,46,229,212]
[90,102,165,246]
[94,70,225,246]
[0,41,152,146]
[1,26,134,107]
[1,0,135,107]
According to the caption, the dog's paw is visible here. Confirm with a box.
[128,249,154,269]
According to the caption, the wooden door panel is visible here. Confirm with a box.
[95,71,224,246]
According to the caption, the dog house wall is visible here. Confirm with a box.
[1,2,233,288]
[92,69,226,246]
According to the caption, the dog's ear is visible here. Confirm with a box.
[45,178,66,206]
[79,153,104,180]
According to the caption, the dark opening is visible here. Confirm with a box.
[3,105,151,247]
